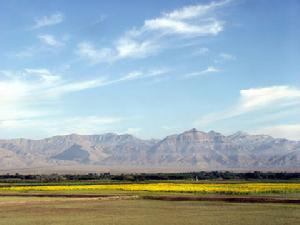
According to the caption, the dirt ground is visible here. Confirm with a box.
[0,196,299,225]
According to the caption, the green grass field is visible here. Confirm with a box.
[0,197,299,225]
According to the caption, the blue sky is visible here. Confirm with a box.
[0,0,300,140]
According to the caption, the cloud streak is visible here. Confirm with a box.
[0,68,169,122]
[76,0,231,63]
[253,124,300,141]
[31,13,64,29]
[38,34,63,47]
[184,66,220,78]
[0,67,171,138]
[196,85,300,125]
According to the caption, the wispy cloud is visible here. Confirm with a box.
[215,52,236,63]
[76,42,114,64]
[0,68,169,122]
[184,66,220,78]
[144,3,224,36]
[0,69,99,123]
[239,86,300,110]
[161,0,231,20]
[38,34,63,47]
[76,39,159,64]
[0,67,170,138]
[77,0,231,63]
[196,85,300,125]
[31,13,64,29]
[252,124,300,141]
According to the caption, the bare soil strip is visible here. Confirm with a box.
[142,195,300,204]
[0,193,299,204]
[0,193,137,199]
[0,193,113,198]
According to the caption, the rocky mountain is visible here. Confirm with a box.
[0,129,299,173]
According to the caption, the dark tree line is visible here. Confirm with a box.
[0,171,299,183]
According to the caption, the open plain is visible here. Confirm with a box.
[0,181,300,225]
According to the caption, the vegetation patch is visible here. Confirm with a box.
[1,182,300,195]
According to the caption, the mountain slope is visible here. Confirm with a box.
[0,129,299,172]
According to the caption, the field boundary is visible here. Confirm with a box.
[0,193,138,199]
[142,195,300,204]
[0,193,299,204]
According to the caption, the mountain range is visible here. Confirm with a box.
[0,129,299,173]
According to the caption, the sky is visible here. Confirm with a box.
[0,0,300,140]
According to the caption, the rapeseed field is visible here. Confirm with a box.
[1,183,300,194]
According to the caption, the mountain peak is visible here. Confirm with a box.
[208,130,222,136]
[187,128,198,133]
[231,131,249,137]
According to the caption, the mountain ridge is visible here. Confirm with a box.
[0,128,299,173]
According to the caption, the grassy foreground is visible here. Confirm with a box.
[0,197,299,225]
[0,182,299,225]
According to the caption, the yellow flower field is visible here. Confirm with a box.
[1,183,300,194]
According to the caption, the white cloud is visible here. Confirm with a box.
[252,124,300,141]
[77,39,159,64]
[143,0,229,35]
[0,69,103,123]
[116,38,158,59]
[144,18,223,36]
[164,0,231,20]
[38,34,62,47]
[76,42,114,64]
[24,68,61,84]
[77,0,231,63]
[46,78,107,97]
[0,68,143,138]
[118,71,143,81]
[239,86,300,110]
[148,68,171,77]
[184,66,220,78]
[113,69,169,83]
[204,66,220,73]
[0,68,168,125]
[196,85,300,125]
[31,13,64,29]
